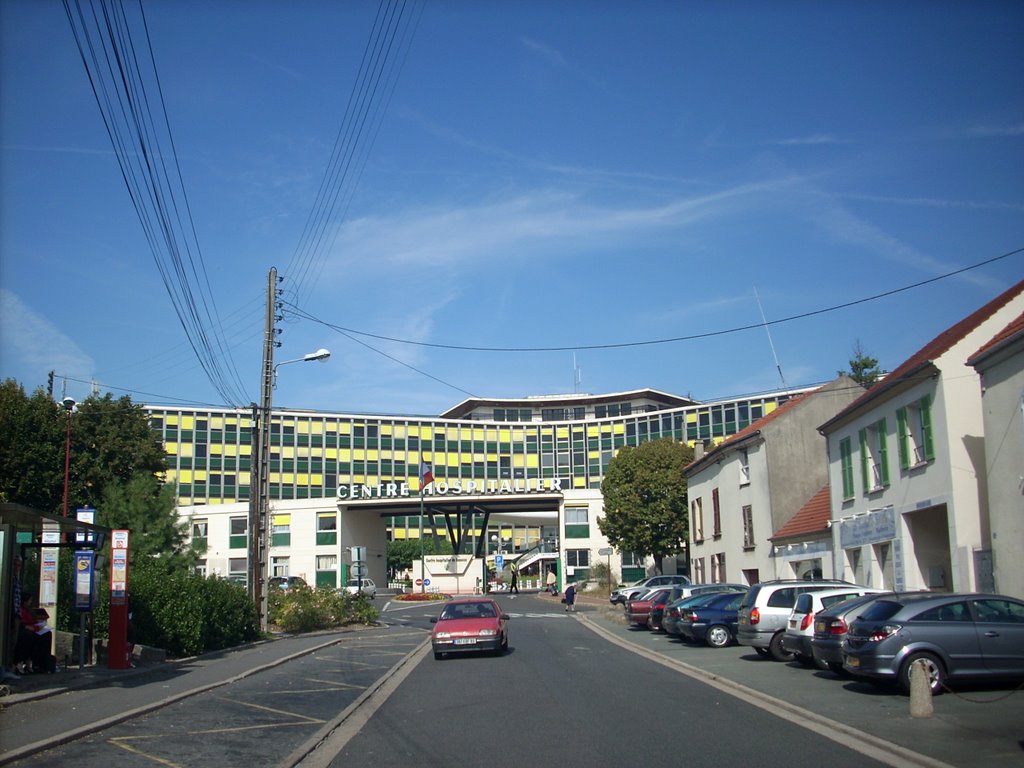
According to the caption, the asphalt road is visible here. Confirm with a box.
[312,595,884,768]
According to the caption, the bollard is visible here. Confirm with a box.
[909,658,934,718]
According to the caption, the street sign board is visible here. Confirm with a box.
[598,547,613,556]
[495,555,504,570]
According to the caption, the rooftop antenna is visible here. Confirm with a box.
[573,353,582,394]
[754,286,787,388]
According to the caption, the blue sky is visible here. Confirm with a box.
[1,1,1022,416]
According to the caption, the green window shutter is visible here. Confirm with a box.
[840,437,854,499]
[896,408,909,470]
[877,419,890,486]
[858,428,869,493]
[920,395,935,461]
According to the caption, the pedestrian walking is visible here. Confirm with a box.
[509,562,519,595]
[564,582,577,612]
[546,568,557,595]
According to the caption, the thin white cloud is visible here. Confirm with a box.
[842,193,1024,212]
[964,122,1024,138]
[519,37,569,69]
[772,134,849,146]
[0,289,95,382]
[328,177,799,273]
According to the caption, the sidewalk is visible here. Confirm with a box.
[0,630,365,764]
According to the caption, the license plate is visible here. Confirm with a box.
[454,638,477,646]
[846,655,859,668]
[814,621,825,633]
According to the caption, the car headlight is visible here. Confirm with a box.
[478,629,497,637]
[434,632,452,639]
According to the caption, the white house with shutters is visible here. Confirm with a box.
[818,280,1024,594]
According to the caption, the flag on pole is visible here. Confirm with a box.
[419,461,434,490]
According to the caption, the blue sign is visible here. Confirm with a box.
[495,555,504,570]
[423,578,431,586]
[74,551,95,611]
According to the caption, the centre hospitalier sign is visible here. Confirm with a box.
[336,476,567,501]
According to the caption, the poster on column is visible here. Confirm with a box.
[111,529,129,603]
[40,523,60,605]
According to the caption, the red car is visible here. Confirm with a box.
[626,588,674,628]
[431,598,510,659]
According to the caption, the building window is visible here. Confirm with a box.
[566,548,590,568]
[738,449,750,485]
[712,488,721,537]
[896,395,935,469]
[228,557,247,582]
[271,555,290,578]
[839,437,855,500]
[564,506,589,539]
[847,547,863,585]
[229,517,247,549]
[692,557,705,584]
[272,514,291,547]
[859,419,889,492]
[711,553,726,582]
[194,559,207,578]
[317,513,337,546]
[691,497,704,542]
[742,505,754,549]
[191,518,208,552]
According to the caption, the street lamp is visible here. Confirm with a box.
[272,348,331,387]
[251,347,331,632]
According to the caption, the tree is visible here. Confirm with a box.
[597,438,693,574]
[387,539,421,577]
[839,340,881,388]
[0,380,189,567]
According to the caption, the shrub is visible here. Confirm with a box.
[269,587,379,633]
[393,592,451,602]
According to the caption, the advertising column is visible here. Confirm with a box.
[108,529,130,669]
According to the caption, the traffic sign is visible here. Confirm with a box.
[495,554,504,570]
[598,547,613,556]
[415,578,423,586]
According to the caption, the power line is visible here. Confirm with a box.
[285,246,1023,353]
[63,0,248,407]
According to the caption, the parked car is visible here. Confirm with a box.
[647,585,694,631]
[610,574,691,605]
[678,591,746,647]
[344,577,377,598]
[268,576,307,590]
[663,584,748,637]
[811,592,897,674]
[737,579,855,661]
[843,592,1024,694]
[626,587,675,628]
[781,587,886,666]
[430,598,510,659]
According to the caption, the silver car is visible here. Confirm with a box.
[843,592,1024,694]
[610,574,691,605]
[736,579,854,661]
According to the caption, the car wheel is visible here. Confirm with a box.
[899,652,944,695]
[753,647,770,657]
[769,631,793,661]
[826,662,846,675]
[706,624,732,648]
[793,652,814,667]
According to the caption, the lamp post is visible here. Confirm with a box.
[251,346,330,632]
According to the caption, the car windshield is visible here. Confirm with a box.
[440,603,496,621]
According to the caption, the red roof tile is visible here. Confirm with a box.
[771,484,831,540]
[967,310,1024,365]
